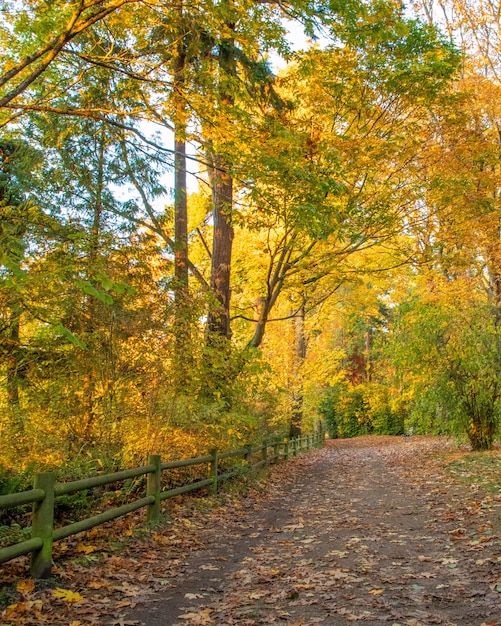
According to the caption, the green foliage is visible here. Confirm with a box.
[319,381,404,438]
[389,292,501,450]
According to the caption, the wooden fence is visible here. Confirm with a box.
[0,432,324,578]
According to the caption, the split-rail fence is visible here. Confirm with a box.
[0,432,324,578]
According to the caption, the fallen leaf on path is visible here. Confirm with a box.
[178,608,215,624]
[52,588,86,603]
[76,543,98,554]
[16,579,35,595]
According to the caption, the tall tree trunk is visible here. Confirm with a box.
[173,22,188,294]
[206,18,235,342]
[174,138,188,291]
[365,325,373,383]
[173,31,193,384]
[80,124,106,444]
[207,152,233,339]
[0,143,25,440]
[6,301,24,438]
[290,303,306,438]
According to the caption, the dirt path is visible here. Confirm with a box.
[127,437,501,626]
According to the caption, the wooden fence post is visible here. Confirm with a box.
[244,444,253,465]
[146,455,161,522]
[30,472,55,579]
[262,441,268,467]
[209,448,219,494]
[273,441,279,463]
[284,439,289,460]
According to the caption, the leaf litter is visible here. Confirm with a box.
[1,436,500,625]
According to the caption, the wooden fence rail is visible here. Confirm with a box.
[0,431,324,578]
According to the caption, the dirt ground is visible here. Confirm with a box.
[126,436,501,626]
[2,436,501,625]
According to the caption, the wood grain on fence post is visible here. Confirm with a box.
[209,448,219,494]
[30,472,55,579]
[146,455,161,522]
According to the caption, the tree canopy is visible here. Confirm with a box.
[1,0,500,484]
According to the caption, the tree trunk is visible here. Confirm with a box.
[290,303,306,438]
[172,34,193,384]
[80,124,106,444]
[0,143,25,440]
[206,22,235,342]
[174,138,188,291]
[6,302,24,439]
[365,325,373,382]
[467,413,496,450]
[207,154,233,339]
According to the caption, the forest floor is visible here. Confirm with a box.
[1,436,501,626]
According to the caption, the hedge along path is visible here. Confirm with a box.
[127,436,501,626]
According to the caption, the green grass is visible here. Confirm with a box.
[444,450,501,494]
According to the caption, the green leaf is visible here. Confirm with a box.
[79,281,114,305]
[100,276,114,291]
[55,324,88,350]
[0,254,26,279]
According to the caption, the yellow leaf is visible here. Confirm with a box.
[76,543,97,554]
[5,603,19,618]
[16,578,35,595]
[125,528,133,536]
[52,588,86,603]
[369,589,384,595]
[26,600,43,611]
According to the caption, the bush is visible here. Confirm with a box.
[318,382,405,438]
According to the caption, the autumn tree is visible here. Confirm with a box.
[231,6,459,347]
